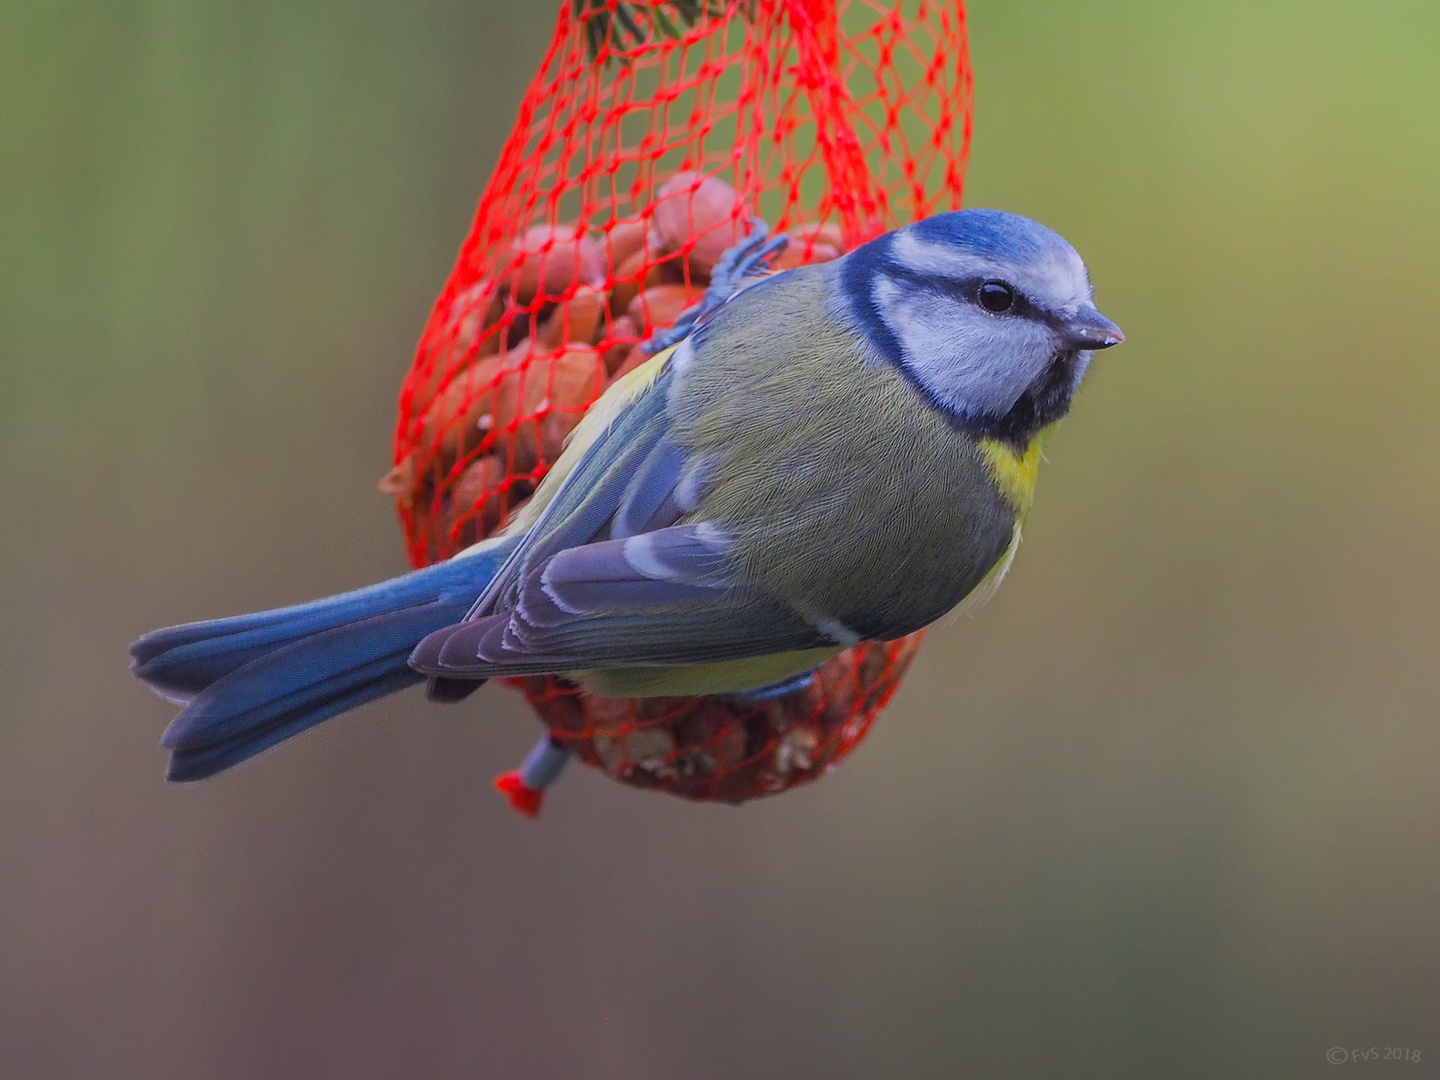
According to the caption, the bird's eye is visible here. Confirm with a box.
[977,280,1016,313]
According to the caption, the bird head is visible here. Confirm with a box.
[839,208,1123,446]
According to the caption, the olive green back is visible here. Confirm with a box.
[670,263,1018,641]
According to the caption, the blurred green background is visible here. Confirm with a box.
[3,1,1438,1076]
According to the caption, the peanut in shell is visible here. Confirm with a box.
[451,454,522,547]
[490,341,605,478]
[506,223,603,305]
[625,284,697,339]
[409,279,506,415]
[537,285,606,349]
[652,171,743,278]
[600,314,641,376]
[600,217,649,277]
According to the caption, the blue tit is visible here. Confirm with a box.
[131,208,1123,782]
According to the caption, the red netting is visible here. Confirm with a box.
[386,0,971,804]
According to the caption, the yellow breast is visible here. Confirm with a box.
[977,424,1055,520]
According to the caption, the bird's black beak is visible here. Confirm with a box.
[1062,305,1125,350]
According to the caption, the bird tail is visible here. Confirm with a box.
[129,535,520,782]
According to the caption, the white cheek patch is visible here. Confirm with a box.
[873,276,1055,418]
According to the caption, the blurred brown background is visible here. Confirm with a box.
[3,2,1438,1077]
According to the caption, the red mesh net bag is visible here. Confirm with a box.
[384,0,972,808]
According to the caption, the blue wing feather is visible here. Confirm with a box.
[407,346,845,679]
[609,435,691,539]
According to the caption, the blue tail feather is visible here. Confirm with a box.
[166,667,424,782]
[159,605,455,752]
[130,550,504,701]
[131,536,520,781]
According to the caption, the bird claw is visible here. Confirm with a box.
[720,666,818,704]
[642,218,790,354]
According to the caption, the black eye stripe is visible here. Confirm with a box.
[883,266,1034,314]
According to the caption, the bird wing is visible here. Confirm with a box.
[466,345,686,619]
[409,344,835,679]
